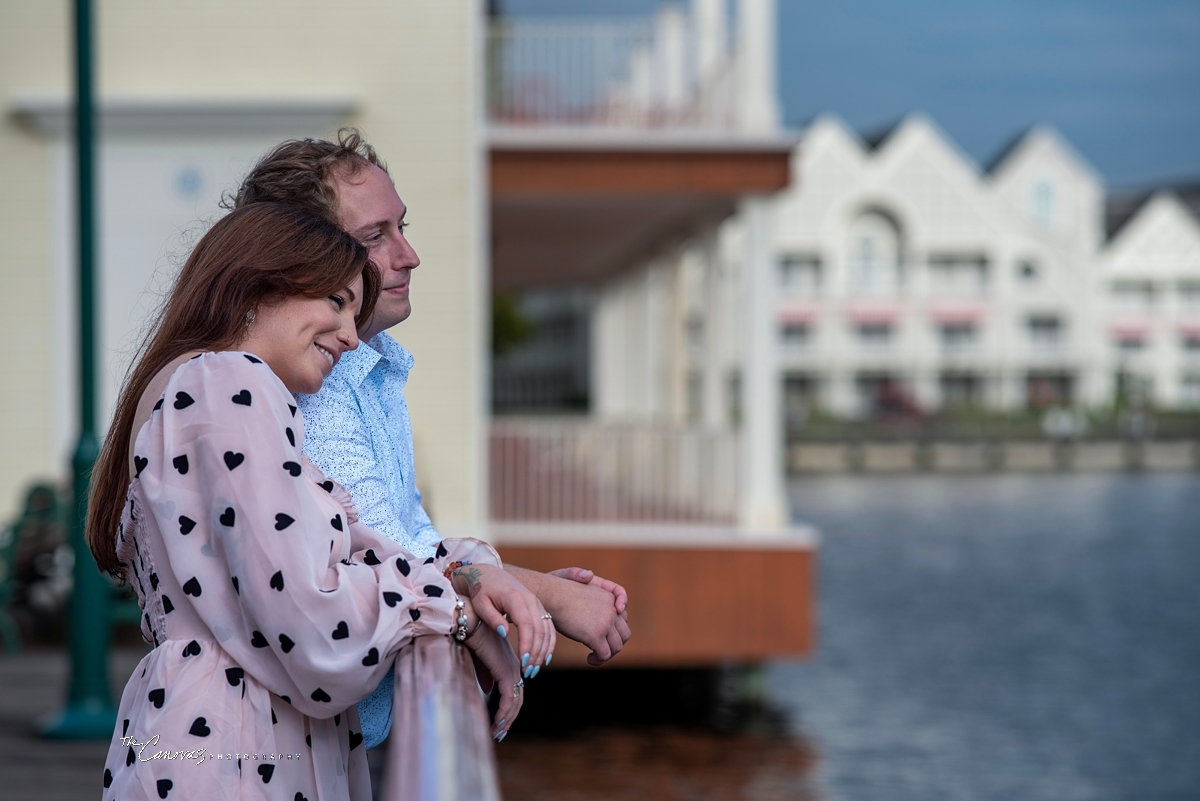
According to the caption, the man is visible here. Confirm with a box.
[231,130,631,748]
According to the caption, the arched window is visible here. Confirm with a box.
[847,210,903,295]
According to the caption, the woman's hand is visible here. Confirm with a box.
[452,563,555,678]
[460,596,523,741]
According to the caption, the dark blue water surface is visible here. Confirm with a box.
[770,473,1200,801]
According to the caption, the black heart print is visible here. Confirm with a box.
[330,515,343,531]
[310,688,331,703]
[423,585,444,598]
[223,451,245,470]
[270,571,284,591]
[232,389,252,406]
[182,640,201,657]
[331,621,349,640]
[189,717,210,737]
[162,595,174,613]
[364,549,381,565]
[157,778,173,798]
[282,461,301,477]
[134,456,148,476]
[182,577,202,597]
[362,648,380,666]
[258,763,274,783]
[286,428,296,447]
[148,688,165,708]
[349,730,364,750]
[279,634,295,653]
[243,354,262,364]
[274,514,294,531]
[219,507,235,527]
[174,391,194,409]
[179,515,196,535]
[383,592,402,608]
[172,454,188,474]
[251,630,268,648]
[396,558,410,576]
[225,667,244,686]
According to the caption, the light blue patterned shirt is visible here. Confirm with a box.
[297,332,442,749]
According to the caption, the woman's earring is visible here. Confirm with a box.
[245,308,256,328]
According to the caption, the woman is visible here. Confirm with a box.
[87,203,551,800]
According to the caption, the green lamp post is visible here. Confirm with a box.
[41,0,116,740]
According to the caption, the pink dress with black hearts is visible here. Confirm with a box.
[102,351,497,801]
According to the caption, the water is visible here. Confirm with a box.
[769,472,1200,801]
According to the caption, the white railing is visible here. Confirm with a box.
[490,418,739,524]
[486,16,738,130]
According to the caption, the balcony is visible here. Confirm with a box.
[487,16,737,133]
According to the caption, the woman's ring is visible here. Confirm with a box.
[513,679,524,699]
[541,613,553,620]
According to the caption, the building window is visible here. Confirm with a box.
[1027,315,1064,349]
[928,254,988,297]
[781,322,813,348]
[1033,181,1054,226]
[1018,260,1039,282]
[847,211,903,296]
[1026,371,1074,408]
[939,323,977,351]
[1116,336,1146,353]
[940,372,982,407]
[783,374,819,430]
[856,323,893,347]
[779,255,822,296]
[1179,281,1200,311]
[1181,374,1200,408]
[1111,281,1155,314]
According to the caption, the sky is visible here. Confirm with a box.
[498,0,1200,188]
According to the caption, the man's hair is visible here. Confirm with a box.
[87,203,380,578]
[227,128,388,224]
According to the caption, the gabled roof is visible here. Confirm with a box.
[859,118,904,151]
[982,126,1034,175]
[1106,179,1200,240]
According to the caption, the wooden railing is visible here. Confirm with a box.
[490,419,739,524]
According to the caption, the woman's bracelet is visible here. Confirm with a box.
[443,560,464,581]
[452,597,469,643]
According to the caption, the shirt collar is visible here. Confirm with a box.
[333,336,384,388]
[367,332,415,385]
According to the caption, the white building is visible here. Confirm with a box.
[767,113,1109,418]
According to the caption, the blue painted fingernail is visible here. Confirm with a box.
[496,719,506,727]
[496,731,507,743]
[497,625,507,638]
[523,665,533,679]
[531,666,541,678]
[521,652,530,667]
[545,654,553,666]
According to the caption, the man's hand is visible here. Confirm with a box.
[548,567,628,615]
[508,566,631,665]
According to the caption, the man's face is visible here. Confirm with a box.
[333,163,419,340]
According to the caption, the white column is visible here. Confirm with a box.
[738,197,788,530]
[693,0,728,79]
[735,0,780,133]
[656,6,688,112]
[702,233,727,429]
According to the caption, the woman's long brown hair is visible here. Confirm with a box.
[88,203,379,578]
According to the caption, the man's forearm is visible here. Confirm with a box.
[504,564,553,607]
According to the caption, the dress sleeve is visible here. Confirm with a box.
[136,352,457,719]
